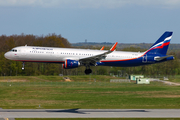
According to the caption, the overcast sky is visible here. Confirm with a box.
[0,0,180,43]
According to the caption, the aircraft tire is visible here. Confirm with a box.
[85,69,92,75]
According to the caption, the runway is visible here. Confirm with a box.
[0,109,180,118]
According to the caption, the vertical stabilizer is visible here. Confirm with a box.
[145,31,173,55]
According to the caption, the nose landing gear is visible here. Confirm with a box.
[22,62,25,70]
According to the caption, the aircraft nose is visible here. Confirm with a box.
[4,52,10,59]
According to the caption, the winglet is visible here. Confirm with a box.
[110,42,118,51]
[100,46,105,50]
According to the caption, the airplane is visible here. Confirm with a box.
[4,31,174,75]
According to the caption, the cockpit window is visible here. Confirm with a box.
[10,49,17,52]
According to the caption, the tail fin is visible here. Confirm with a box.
[145,31,173,55]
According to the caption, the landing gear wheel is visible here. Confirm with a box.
[22,62,25,70]
[85,69,92,75]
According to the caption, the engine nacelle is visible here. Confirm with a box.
[63,59,80,69]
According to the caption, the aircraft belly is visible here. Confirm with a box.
[100,57,144,67]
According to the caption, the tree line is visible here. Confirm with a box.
[0,33,71,76]
[0,34,179,76]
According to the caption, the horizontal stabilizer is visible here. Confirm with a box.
[154,55,173,61]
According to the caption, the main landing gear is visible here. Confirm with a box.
[84,66,92,75]
[85,69,92,75]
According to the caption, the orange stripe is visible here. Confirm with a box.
[65,59,67,68]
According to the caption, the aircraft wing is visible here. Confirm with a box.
[79,42,118,65]
[154,55,173,61]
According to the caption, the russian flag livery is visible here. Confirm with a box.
[145,32,172,55]
[4,31,174,74]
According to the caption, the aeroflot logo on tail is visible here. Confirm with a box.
[32,48,53,50]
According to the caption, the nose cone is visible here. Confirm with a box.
[4,52,11,60]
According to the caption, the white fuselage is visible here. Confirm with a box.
[4,46,144,63]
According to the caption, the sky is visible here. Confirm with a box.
[0,0,180,44]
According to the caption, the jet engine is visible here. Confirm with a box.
[63,59,80,69]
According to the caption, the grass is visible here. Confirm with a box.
[168,75,180,83]
[0,75,118,82]
[0,75,180,109]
